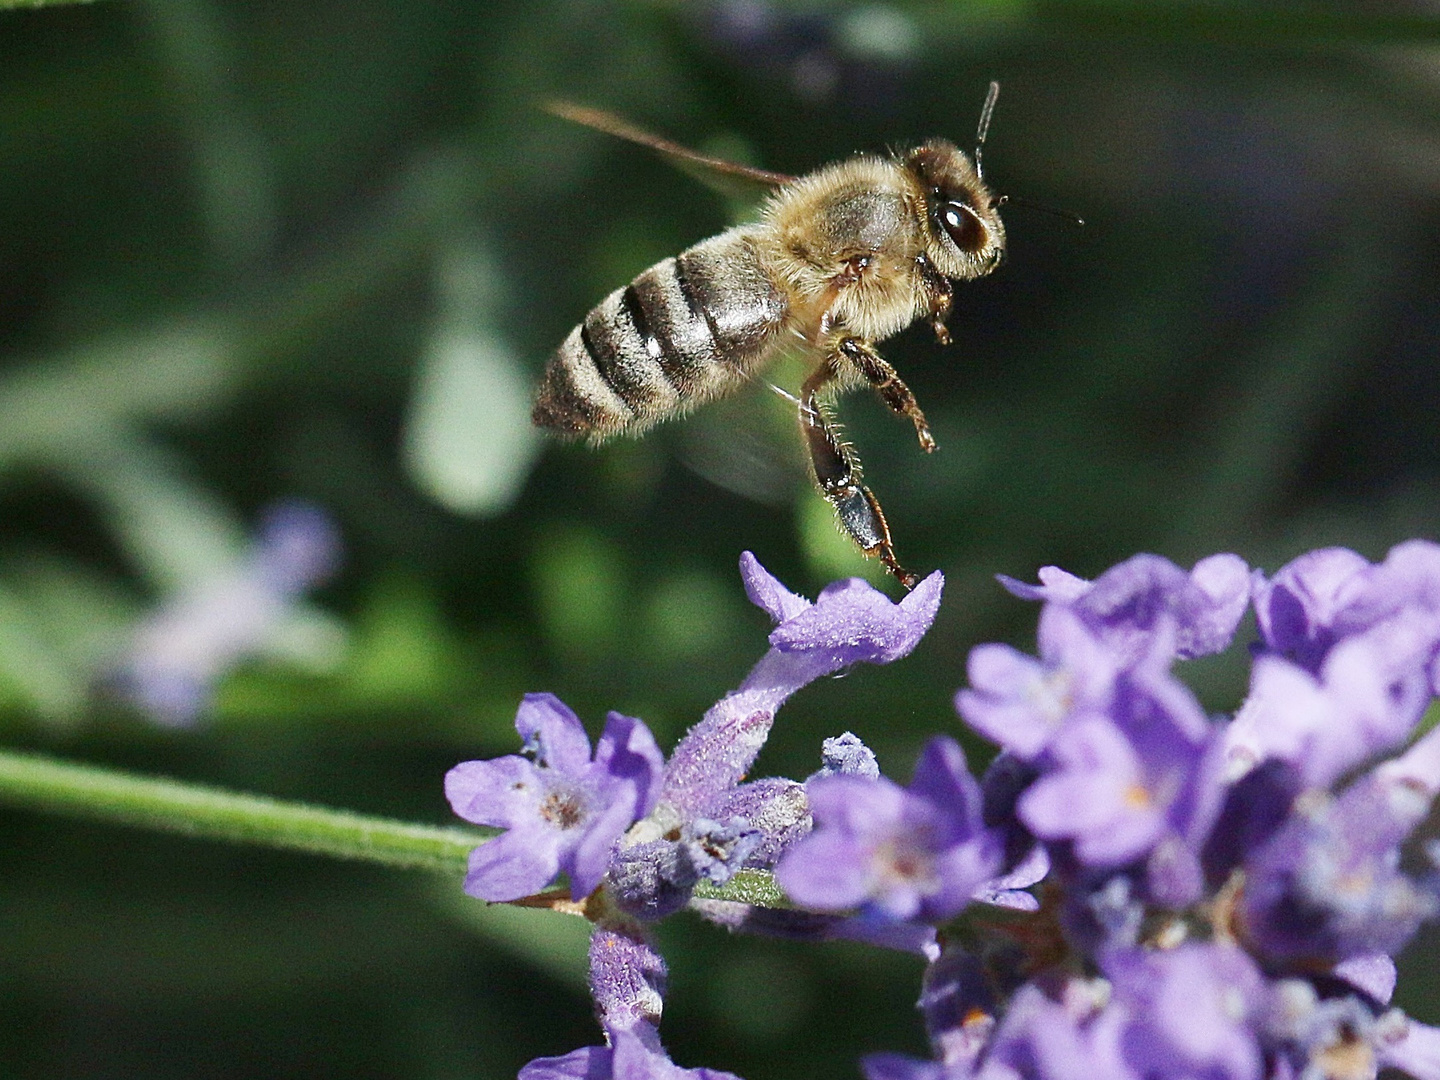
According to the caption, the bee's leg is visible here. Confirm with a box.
[800,363,918,590]
[837,337,937,454]
[916,253,954,346]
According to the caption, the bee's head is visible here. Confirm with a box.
[904,140,1006,282]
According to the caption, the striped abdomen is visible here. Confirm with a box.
[533,225,788,440]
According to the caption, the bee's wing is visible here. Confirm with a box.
[544,101,795,202]
[674,374,810,507]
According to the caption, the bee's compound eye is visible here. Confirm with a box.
[941,201,987,253]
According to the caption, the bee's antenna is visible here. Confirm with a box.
[997,193,1085,227]
[974,80,1000,182]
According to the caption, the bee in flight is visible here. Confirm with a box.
[533,86,1007,589]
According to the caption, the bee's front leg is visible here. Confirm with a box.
[916,253,954,346]
[836,338,937,453]
[799,362,918,590]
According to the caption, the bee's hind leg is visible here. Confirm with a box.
[800,363,919,590]
[836,338,937,454]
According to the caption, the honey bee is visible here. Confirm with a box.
[533,86,1007,589]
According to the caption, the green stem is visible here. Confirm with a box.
[0,748,490,875]
[0,749,792,909]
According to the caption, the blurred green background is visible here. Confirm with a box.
[3,0,1440,1076]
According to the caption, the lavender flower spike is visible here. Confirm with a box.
[521,925,742,1080]
[777,736,1001,923]
[658,552,942,819]
[445,693,664,902]
[589,925,668,1032]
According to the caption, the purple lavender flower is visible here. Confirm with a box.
[811,731,881,780]
[1228,541,1440,789]
[957,605,1120,761]
[1253,541,1440,701]
[456,543,1440,1080]
[861,947,1000,1080]
[1331,953,1397,1004]
[605,554,942,922]
[607,815,766,920]
[1223,634,1429,789]
[115,499,341,726]
[1262,709,1440,948]
[521,926,744,1080]
[657,553,941,820]
[1104,943,1266,1080]
[702,777,809,868]
[1251,547,1373,670]
[1015,667,1221,883]
[1379,1016,1440,1080]
[999,552,1250,665]
[776,736,1000,922]
[1238,743,1440,967]
[588,925,667,1032]
[1263,980,1417,1080]
[445,694,664,902]
[1321,541,1440,646]
[519,1025,743,1080]
[972,844,1049,912]
[974,976,1133,1080]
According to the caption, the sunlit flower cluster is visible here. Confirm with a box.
[447,545,1440,1080]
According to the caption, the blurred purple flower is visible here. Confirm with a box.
[1333,953,1397,1004]
[1327,541,1440,644]
[445,693,664,902]
[1000,552,1249,665]
[1016,668,1221,882]
[1379,1016,1440,1080]
[1224,629,1429,788]
[972,844,1049,912]
[1251,547,1373,670]
[974,977,1133,1080]
[693,0,915,111]
[1239,754,1439,967]
[1253,541,1440,696]
[863,948,997,1080]
[1105,943,1265,1080]
[1265,980,1413,1080]
[115,499,340,726]
[776,736,1000,922]
[957,605,1120,761]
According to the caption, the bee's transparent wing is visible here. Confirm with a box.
[674,372,810,507]
[544,101,795,203]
